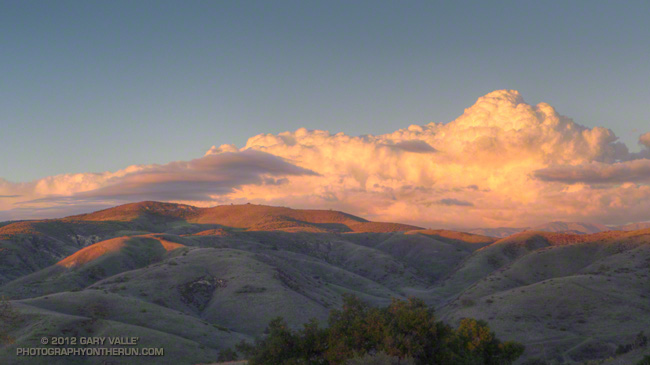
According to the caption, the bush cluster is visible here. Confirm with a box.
[616,331,648,355]
[224,294,524,364]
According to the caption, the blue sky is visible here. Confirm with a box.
[2,0,649,183]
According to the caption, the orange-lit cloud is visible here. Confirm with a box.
[640,132,650,149]
[2,90,649,228]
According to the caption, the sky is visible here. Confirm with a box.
[1,1,649,228]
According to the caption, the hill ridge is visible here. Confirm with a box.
[61,201,420,233]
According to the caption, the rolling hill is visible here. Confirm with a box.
[467,221,612,238]
[0,202,420,286]
[1,202,649,364]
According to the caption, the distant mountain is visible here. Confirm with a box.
[530,221,610,234]
[467,221,611,238]
[465,227,527,238]
[614,221,650,231]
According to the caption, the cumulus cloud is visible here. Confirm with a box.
[229,90,649,227]
[204,144,239,156]
[2,90,650,228]
[640,133,650,149]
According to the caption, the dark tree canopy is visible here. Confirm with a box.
[233,294,524,365]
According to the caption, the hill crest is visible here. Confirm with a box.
[64,201,420,233]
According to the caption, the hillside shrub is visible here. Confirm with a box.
[636,331,648,348]
[0,296,18,345]
[616,331,648,355]
[217,348,239,362]
[233,294,524,364]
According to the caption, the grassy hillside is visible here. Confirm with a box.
[0,202,420,286]
[1,202,649,364]
[437,230,650,363]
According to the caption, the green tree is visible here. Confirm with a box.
[230,295,524,365]
[380,297,453,364]
[452,318,524,365]
[326,294,377,363]
[247,317,299,364]
[297,318,329,364]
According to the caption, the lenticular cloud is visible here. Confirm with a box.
[2,90,650,228]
